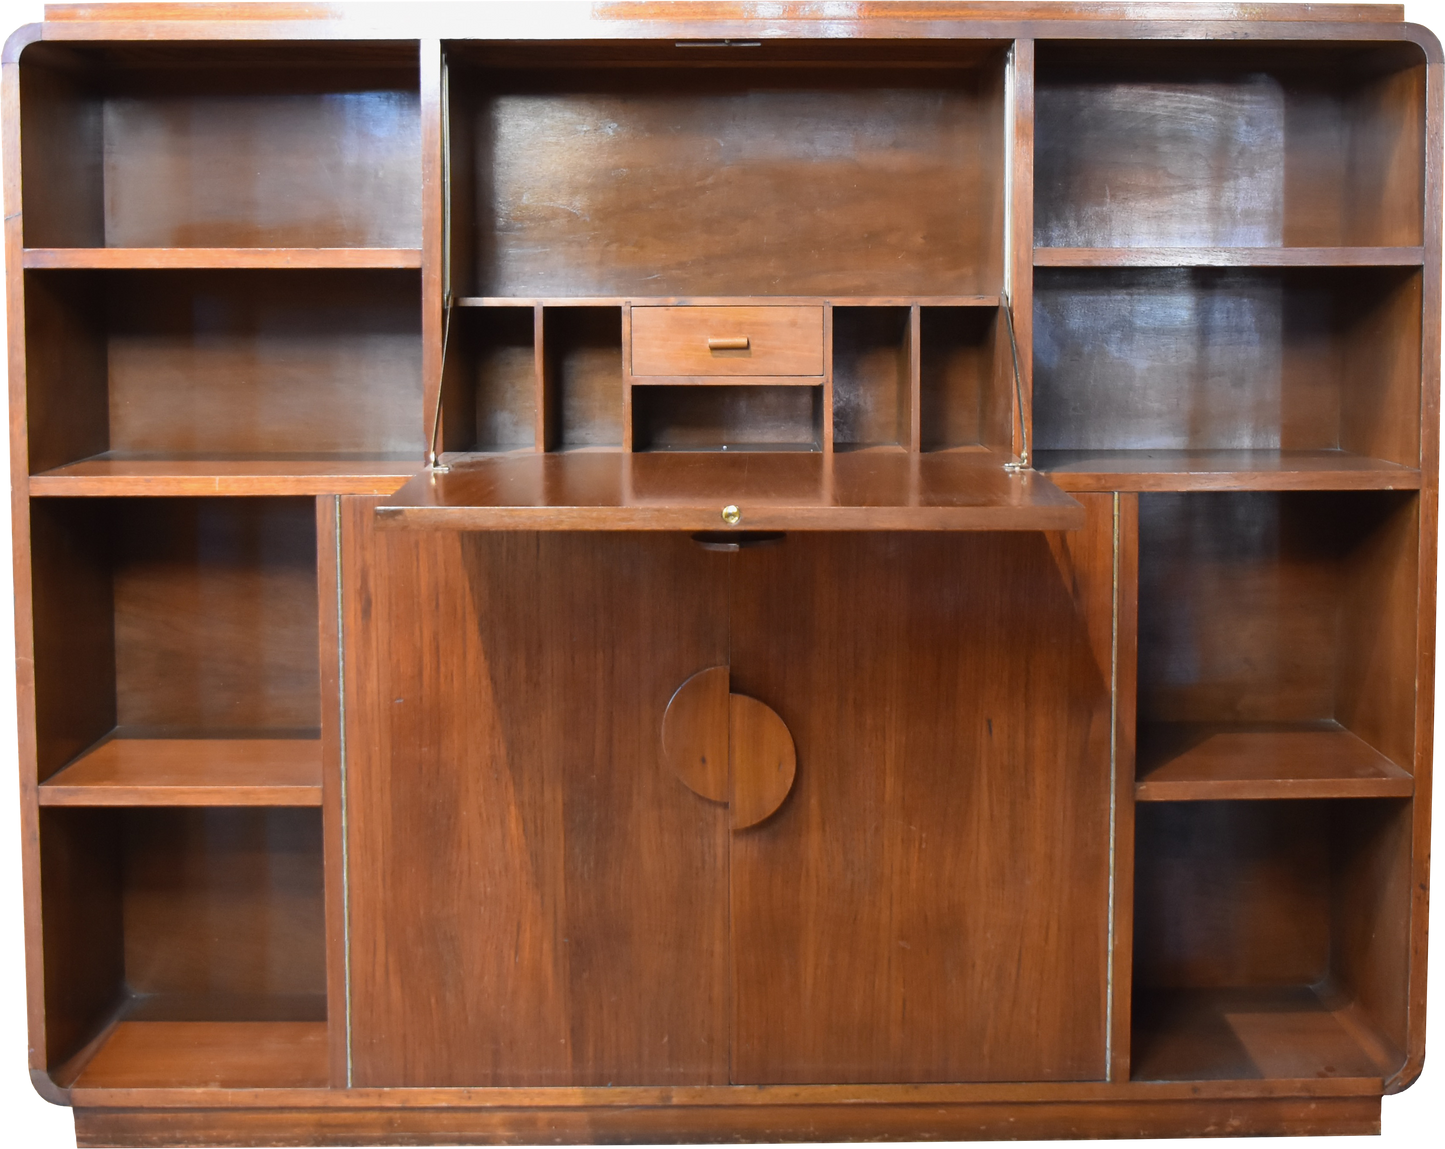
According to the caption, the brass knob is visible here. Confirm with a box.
[721,505,741,525]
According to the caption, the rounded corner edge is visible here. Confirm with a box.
[2,23,44,67]
[28,1067,72,1108]
[1384,1047,1425,1095]
[1403,23,1444,66]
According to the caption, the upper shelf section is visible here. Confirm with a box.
[23,248,423,269]
[19,40,421,250]
[445,39,1009,299]
[1034,39,1426,251]
[375,451,1084,532]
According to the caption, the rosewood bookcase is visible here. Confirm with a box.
[2,2,1439,1146]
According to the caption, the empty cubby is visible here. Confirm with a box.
[1136,491,1418,785]
[1132,798,1409,1082]
[441,306,537,453]
[632,386,822,452]
[919,306,1011,452]
[541,307,624,450]
[24,269,424,471]
[39,804,326,1077]
[1035,40,1426,249]
[1033,267,1421,465]
[833,307,912,451]
[19,40,421,249]
[28,497,320,781]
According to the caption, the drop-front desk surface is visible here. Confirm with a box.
[3,2,1440,1146]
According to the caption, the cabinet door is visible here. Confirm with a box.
[341,507,731,1086]
[727,511,1115,1082]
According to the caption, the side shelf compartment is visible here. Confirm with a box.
[1132,798,1409,1083]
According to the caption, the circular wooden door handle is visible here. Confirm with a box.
[662,666,796,830]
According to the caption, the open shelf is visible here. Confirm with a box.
[1037,449,1421,492]
[39,738,322,807]
[24,269,424,474]
[375,450,1082,531]
[69,1020,328,1092]
[1136,723,1414,802]
[1132,987,1389,1082]
[1034,268,1421,469]
[24,248,422,269]
[1035,41,1425,250]
[39,805,327,1081]
[1034,247,1423,268]
[1132,799,1409,1083]
[29,455,418,497]
[1137,491,1419,785]
[29,497,320,781]
[19,40,420,250]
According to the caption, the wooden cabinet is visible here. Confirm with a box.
[2,3,1437,1146]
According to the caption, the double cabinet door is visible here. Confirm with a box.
[340,498,1115,1086]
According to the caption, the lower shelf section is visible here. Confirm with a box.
[72,1021,329,1091]
[1135,723,1414,801]
[29,455,417,497]
[1132,987,1392,1083]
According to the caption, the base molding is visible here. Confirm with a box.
[75,1096,1382,1147]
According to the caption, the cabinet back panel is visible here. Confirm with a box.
[112,498,319,732]
[1138,492,1418,731]
[122,808,326,1007]
[1035,43,1425,248]
[1034,268,1418,459]
[468,67,1005,297]
[20,42,421,248]
[97,270,423,457]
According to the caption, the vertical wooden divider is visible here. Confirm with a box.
[907,302,922,452]
[621,302,634,452]
[1008,39,1035,461]
[533,305,549,452]
[316,496,347,1088]
[1111,492,1139,1083]
[420,40,445,459]
[821,303,834,454]
[1399,25,1443,1094]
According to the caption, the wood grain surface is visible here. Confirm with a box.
[726,498,1115,1083]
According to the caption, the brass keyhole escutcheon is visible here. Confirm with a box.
[661,666,795,830]
[722,504,741,525]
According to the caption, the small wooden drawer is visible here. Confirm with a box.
[631,306,825,378]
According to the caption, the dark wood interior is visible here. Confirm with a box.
[1035,40,1427,250]
[2,4,1436,1145]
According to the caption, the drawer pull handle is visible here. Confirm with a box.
[707,336,750,351]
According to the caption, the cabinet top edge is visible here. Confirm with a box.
[30,1,1412,44]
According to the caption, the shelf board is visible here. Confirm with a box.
[1135,723,1413,802]
[70,1021,328,1091]
[1036,450,1421,492]
[39,738,322,807]
[454,295,1002,308]
[23,247,423,270]
[30,455,419,497]
[375,450,1084,532]
[1034,247,1424,268]
[1132,987,1391,1083]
